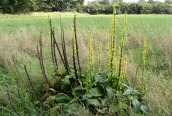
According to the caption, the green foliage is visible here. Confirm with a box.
[85,1,172,14]
[0,0,37,14]
[19,7,148,115]
[0,0,172,14]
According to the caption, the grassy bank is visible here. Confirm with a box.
[0,13,172,115]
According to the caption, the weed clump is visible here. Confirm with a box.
[7,5,149,116]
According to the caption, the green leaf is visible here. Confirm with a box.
[69,97,79,104]
[100,70,110,78]
[106,87,113,99]
[65,75,75,79]
[97,107,107,114]
[87,98,101,106]
[59,80,71,92]
[92,73,108,84]
[55,93,71,103]
[119,102,128,110]
[46,96,56,107]
[62,103,87,116]
[50,106,61,115]
[123,87,139,96]
[73,86,85,96]
[132,97,141,111]
[100,98,106,106]
[141,105,148,114]
[87,87,103,98]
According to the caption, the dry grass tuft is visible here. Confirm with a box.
[0,27,40,67]
[126,30,172,115]
[126,31,144,49]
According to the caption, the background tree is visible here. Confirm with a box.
[99,0,110,5]
[147,0,155,4]
[138,0,146,4]
[164,0,172,4]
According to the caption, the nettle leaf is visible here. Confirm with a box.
[100,98,106,106]
[87,87,103,98]
[92,73,108,84]
[123,86,139,96]
[141,105,148,114]
[100,70,110,78]
[97,107,107,114]
[119,102,128,110]
[106,87,113,99]
[62,103,81,115]
[69,97,79,104]
[87,98,101,106]
[132,97,141,111]
[65,75,75,79]
[55,93,71,103]
[50,105,61,115]
[46,96,56,107]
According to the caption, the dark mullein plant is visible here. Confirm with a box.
[18,4,149,116]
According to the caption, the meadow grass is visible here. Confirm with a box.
[0,13,172,36]
[0,13,172,115]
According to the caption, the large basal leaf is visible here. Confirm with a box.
[73,86,85,97]
[87,87,103,98]
[55,93,71,103]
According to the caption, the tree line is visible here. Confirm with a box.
[0,0,172,14]
[0,0,84,14]
[86,0,172,14]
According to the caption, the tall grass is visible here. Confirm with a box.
[0,12,172,116]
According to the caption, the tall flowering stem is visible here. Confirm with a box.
[88,30,94,72]
[107,32,111,69]
[143,37,147,69]
[122,55,128,83]
[110,4,117,78]
[118,13,127,78]
[97,21,101,72]
[72,15,82,81]
[142,37,147,92]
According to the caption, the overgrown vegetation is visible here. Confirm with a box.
[0,0,172,14]
[0,5,151,115]
[1,4,172,116]
[85,1,172,14]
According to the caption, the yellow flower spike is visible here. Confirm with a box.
[106,32,111,69]
[142,37,147,92]
[88,29,94,72]
[115,48,120,74]
[122,55,128,82]
[73,26,77,58]
[88,30,91,70]
[118,13,127,78]
[110,4,117,77]
[97,22,101,72]
[143,37,147,68]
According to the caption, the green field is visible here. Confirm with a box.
[0,13,172,116]
[0,13,172,36]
